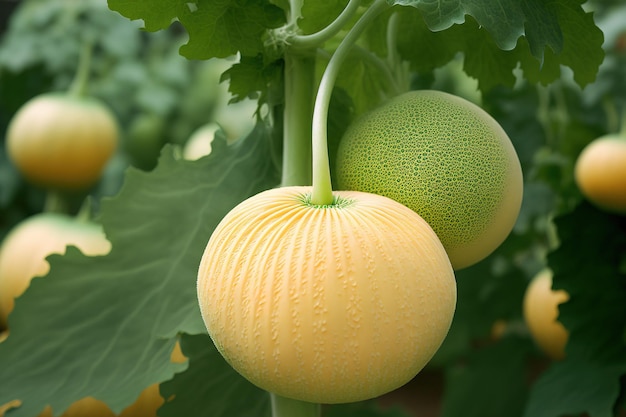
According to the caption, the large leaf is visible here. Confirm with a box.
[519,0,605,87]
[159,333,271,417]
[441,337,532,417]
[0,125,280,417]
[392,0,525,51]
[523,202,626,417]
[106,0,286,59]
[299,0,349,34]
[394,0,603,90]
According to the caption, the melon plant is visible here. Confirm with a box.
[0,0,611,416]
[197,0,457,411]
[522,269,570,360]
[5,42,119,191]
[574,132,626,214]
[0,213,111,329]
[336,90,524,270]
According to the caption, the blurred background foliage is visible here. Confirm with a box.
[0,0,257,237]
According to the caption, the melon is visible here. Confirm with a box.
[574,134,626,214]
[523,269,569,360]
[197,186,456,404]
[336,90,523,269]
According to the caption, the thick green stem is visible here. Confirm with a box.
[310,0,390,205]
[69,40,93,97]
[270,393,320,417]
[282,52,316,186]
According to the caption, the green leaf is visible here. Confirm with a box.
[391,0,526,51]
[519,0,605,87]
[0,125,280,417]
[299,0,349,34]
[392,0,603,89]
[524,361,625,417]
[159,333,271,417]
[551,202,626,361]
[222,55,284,105]
[395,8,459,74]
[551,0,605,87]
[107,0,286,60]
[520,0,563,60]
[336,49,395,114]
[441,338,532,417]
[524,202,626,417]
[460,21,520,91]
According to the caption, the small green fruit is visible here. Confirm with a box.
[336,90,523,269]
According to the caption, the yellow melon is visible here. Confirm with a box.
[574,134,626,214]
[523,269,569,360]
[0,213,112,329]
[6,93,119,190]
[197,186,456,404]
[336,90,523,270]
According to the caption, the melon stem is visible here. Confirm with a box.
[69,39,94,98]
[270,393,320,417]
[310,0,391,205]
[43,190,70,215]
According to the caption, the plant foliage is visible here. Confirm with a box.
[0,1,624,417]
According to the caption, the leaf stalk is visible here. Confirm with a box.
[289,0,362,49]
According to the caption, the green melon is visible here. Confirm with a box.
[336,90,523,270]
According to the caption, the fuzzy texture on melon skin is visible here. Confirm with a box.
[574,135,626,214]
[336,90,523,270]
[523,269,569,360]
[0,213,111,328]
[6,93,119,190]
[197,186,457,404]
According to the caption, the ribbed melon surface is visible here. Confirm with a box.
[197,186,456,403]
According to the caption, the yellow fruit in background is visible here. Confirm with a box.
[21,343,186,417]
[6,93,119,190]
[523,269,570,360]
[574,134,626,214]
[0,213,111,329]
[336,90,523,270]
[0,400,22,417]
[197,186,456,404]
[182,123,220,161]
[38,398,115,417]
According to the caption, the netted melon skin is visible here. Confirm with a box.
[336,90,523,270]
